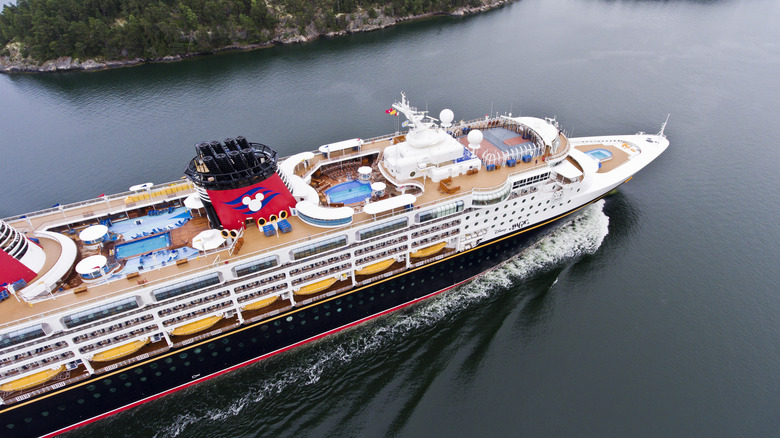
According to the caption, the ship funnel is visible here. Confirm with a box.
[184,138,297,230]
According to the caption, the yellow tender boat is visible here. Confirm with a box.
[242,295,280,311]
[0,365,65,392]
[90,338,150,362]
[355,258,396,276]
[295,277,337,295]
[170,315,223,336]
[410,241,447,258]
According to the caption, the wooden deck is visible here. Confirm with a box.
[574,144,632,173]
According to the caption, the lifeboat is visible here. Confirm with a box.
[90,338,150,362]
[0,365,65,392]
[242,295,280,311]
[410,241,447,258]
[170,315,223,336]
[355,258,395,276]
[295,277,337,295]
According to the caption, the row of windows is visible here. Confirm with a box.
[159,291,230,318]
[290,254,350,276]
[354,235,407,256]
[472,184,511,206]
[411,219,460,239]
[291,235,347,261]
[153,273,221,302]
[358,217,408,241]
[0,341,66,367]
[233,256,278,277]
[291,263,351,286]
[162,301,232,327]
[411,229,458,248]
[1,351,74,379]
[72,315,153,344]
[512,172,550,189]
[234,273,286,293]
[62,297,140,329]
[417,200,464,223]
[237,285,287,304]
[356,245,406,266]
[78,325,157,355]
[0,324,46,348]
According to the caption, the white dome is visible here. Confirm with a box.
[467,129,483,147]
[439,109,454,127]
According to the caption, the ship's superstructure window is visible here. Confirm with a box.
[153,273,221,302]
[472,184,511,206]
[62,297,140,329]
[0,324,46,348]
[417,201,464,223]
[358,218,407,241]
[291,235,347,260]
[234,256,278,277]
[513,172,550,189]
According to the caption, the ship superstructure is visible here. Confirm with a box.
[0,94,668,437]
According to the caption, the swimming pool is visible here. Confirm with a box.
[586,148,613,162]
[326,180,372,204]
[115,233,171,259]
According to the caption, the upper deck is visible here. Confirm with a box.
[0,110,646,330]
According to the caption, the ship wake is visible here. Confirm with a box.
[151,200,610,438]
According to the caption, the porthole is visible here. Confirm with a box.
[93,393,101,399]
[125,382,132,387]
[194,348,202,354]
[77,399,85,404]
[169,367,176,372]
[102,379,112,386]
[41,411,49,417]
[58,405,67,411]
[119,374,128,380]
[164,358,173,365]
[155,371,163,376]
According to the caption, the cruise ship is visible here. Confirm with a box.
[0,94,668,437]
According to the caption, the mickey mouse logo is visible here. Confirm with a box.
[242,193,265,212]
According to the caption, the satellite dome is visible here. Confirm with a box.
[467,129,483,147]
[439,109,454,127]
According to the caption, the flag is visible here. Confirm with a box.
[385,108,393,114]
[385,108,397,115]
[402,120,410,128]
[52,203,60,207]
[99,193,105,197]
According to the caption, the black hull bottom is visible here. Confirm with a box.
[1,200,597,437]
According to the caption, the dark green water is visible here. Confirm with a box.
[2,0,779,436]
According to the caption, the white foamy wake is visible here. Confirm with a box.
[155,200,610,437]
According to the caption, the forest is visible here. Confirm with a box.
[0,0,483,62]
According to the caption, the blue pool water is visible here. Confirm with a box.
[326,180,372,204]
[115,233,171,259]
[586,148,613,161]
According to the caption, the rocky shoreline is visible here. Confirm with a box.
[0,1,512,74]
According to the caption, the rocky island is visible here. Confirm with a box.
[0,0,512,73]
